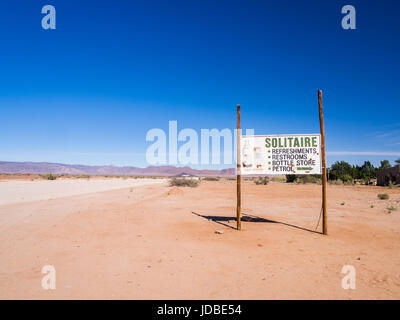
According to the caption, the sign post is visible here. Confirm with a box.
[237,104,241,230]
[236,91,327,235]
[318,90,327,235]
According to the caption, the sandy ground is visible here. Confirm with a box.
[0,179,399,299]
[0,178,165,206]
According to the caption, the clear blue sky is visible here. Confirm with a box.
[1,0,399,169]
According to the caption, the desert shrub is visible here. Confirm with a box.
[387,205,397,212]
[271,176,286,182]
[295,175,322,184]
[378,193,389,200]
[76,174,90,179]
[169,178,199,187]
[286,174,321,184]
[254,177,270,185]
[329,179,343,185]
[40,173,57,180]
[203,177,220,181]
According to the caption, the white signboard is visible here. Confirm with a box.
[240,134,322,175]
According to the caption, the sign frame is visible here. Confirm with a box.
[240,133,323,175]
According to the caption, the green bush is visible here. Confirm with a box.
[254,177,270,185]
[169,178,199,187]
[328,160,377,182]
[285,174,297,183]
[378,193,389,200]
[341,174,353,183]
[329,161,353,180]
[40,173,57,180]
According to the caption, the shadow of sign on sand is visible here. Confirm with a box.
[191,211,321,234]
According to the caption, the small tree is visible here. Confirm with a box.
[379,160,391,170]
[352,165,363,180]
[360,161,376,181]
[329,161,353,181]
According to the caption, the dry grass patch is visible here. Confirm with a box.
[169,178,199,187]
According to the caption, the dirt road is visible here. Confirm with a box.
[0,178,165,206]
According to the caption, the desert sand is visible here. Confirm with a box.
[0,178,165,206]
[0,178,399,299]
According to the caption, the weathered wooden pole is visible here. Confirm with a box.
[236,104,242,230]
[318,90,327,235]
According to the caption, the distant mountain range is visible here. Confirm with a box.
[0,161,236,177]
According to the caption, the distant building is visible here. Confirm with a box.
[173,173,199,180]
[377,166,400,186]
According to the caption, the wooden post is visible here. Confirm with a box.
[318,90,327,235]
[236,104,241,230]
